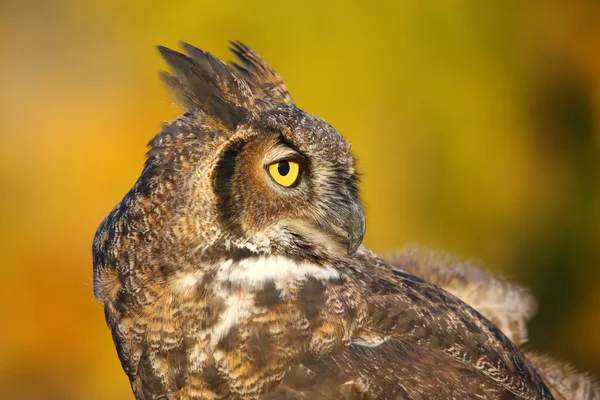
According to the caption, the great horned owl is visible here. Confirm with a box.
[93,42,596,399]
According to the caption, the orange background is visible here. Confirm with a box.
[1,1,599,398]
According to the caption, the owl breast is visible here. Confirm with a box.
[151,256,367,398]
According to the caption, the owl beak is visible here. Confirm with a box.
[344,197,366,255]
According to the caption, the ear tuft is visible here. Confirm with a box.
[229,41,294,106]
[158,44,255,130]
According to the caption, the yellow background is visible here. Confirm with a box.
[1,1,599,398]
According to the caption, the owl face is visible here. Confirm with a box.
[210,106,365,256]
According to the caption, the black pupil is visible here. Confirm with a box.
[277,161,290,176]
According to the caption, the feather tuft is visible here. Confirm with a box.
[229,41,294,106]
[158,44,255,130]
[526,352,600,400]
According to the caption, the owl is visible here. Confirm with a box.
[93,41,598,399]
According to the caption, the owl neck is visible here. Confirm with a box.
[177,229,353,289]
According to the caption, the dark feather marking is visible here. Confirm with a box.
[137,351,169,397]
[158,264,177,279]
[282,364,317,390]
[285,231,322,265]
[249,328,275,368]
[228,247,259,262]
[299,278,327,322]
[216,327,242,352]
[167,347,188,391]
[254,281,283,306]
[114,288,133,316]
[201,298,226,330]
[213,139,247,233]
[202,363,230,398]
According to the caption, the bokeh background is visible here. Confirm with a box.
[1,0,599,398]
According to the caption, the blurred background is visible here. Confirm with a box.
[1,0,599,398]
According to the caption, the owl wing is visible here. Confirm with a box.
[384,244,537,346]
[229,41,294,106]
[345,249,554,399]
[269,343,600,400]
[265,339,518,399]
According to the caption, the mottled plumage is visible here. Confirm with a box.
[386,244,538,346]
[93,42,595,399]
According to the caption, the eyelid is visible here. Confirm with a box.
[269,154,304,165]
[263,145,304,166]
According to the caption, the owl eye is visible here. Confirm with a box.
[268,160,300,187]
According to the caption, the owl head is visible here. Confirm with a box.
[135,42,365,264]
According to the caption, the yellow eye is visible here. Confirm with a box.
[268,160,300,187]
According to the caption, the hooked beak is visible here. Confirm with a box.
[342,195,366,255]
[302,193,365,256]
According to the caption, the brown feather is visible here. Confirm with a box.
[269,340,522,399]
[526,352,600,400]
[158,44,254,130]
[386,244,538,346]
[229,41,294,106]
